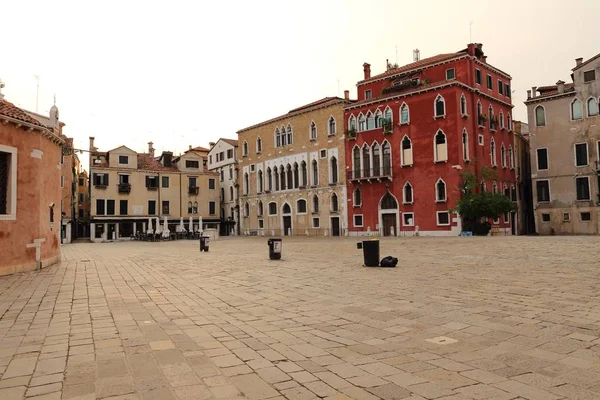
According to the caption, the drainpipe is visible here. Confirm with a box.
[179,173,182,219]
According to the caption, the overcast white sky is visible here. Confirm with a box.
[2,0,598,169]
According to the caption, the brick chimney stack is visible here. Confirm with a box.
[556,80,565,94]
[89,137,95,152]
[344,90,349,100]
[363,63,371,80]
[531,87,537,98]
[148,141,155,157]
[576,57,583,66]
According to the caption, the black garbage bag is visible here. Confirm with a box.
[380,256,398,268]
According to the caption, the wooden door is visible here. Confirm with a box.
[382,214,396,237]
[331,217,340,236]
[283,216,292,236]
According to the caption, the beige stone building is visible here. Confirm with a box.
[526,52,600,234]
[89,139,220,241]
[237,96,353,236]
[207,138,239,235]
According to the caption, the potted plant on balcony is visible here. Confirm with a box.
[382,118,393,135]
[478,113,487,127]
[347,127,357,140]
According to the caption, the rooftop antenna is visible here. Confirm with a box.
[34,75,40,112]
[0,79,5,100]
[395,45,398,64]
[469,21,473,43]
[53,94,56,106]
[413,49,420,62]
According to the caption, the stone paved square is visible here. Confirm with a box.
[1,236,599,399]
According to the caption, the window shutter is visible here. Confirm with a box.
[103,174,109,186]
[145,176,150,188]
[92,173,98,185]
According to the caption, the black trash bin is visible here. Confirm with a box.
[199,236,210,252]
[357,239,379,267]
[267,238,282,260]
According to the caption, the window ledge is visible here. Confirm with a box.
[310,138,317,141]
[403,202,413,205]
[399,122,410,126]
[465,159,471,163]
[311,211,319,215]
[353,205,361,208]
[401,163,413,167]
[0,214,16,221]
[461,114,469,119]
[490,129,497,133]
[434,160,448,164]
[478,124,485,129]
[435,200,447,204]
[434,115,446,120]
[328,133,336,136]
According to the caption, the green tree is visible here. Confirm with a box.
[453,166,515,235]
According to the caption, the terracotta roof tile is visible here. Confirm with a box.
[348,82,441,107]
[534,83,575,99]
[572,52,600,71]
[137,154,179,171]
[0,99,44,127]
[190,146,209,152]
[220,138,238,146]
[359,53,461,84]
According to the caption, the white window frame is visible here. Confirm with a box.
[433,130,448,163]
[0,145,17,220]
[364,90,372,99]
[436,211,451,226]
[434,95,446,119]
[296,198,307,215]
[400,102,410,125]
[536,148,549,171]
[268,201,277,216]
[445,68,456,80]
[353,188,362,207]
[536,179,551,203]
[353,214,364,227]
[402,212,414,226]
[478,134,484,146]
[118,155,129,165]
[499,111,505,129]
[508,145,515,170]
[576,176,591,201]
[462,129,469,161]
[535,105,546,127]
[570,98,583,121]
[319,149,327,159]
[563,212,570,222]
[490,138,497,167]
[403,181,413,204]
[574,142,589,167]
[501,144,506,168]
[435,178,447,203]
[401,135,413,166]
[309,121,317,141]
[242,141,249,156]
[460,94,468,117]
[586,97,599,117]
[328,116,336,135]
[256,136,262,153]
[312,217,320,228]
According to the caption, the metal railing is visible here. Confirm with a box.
[347,167,392,180]
[118,183,131,194]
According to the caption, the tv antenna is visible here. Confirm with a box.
[34,75,40,112]
[469,21,473,43]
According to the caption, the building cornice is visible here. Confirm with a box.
[524,92,575,105]
[90,167,219,176]
[472,57,512,79]
[0,115,64,146]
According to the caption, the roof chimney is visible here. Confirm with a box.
[209,142,216,149]
[188,145,192,151]
[0,79,5,100]
[556,80,565,94]
[531,87,537,98]
[162,151,173,167]
[344,90,349,100]
[526,90,531,99]
[386,59,389,71]
[363,63,371,80]
[413,49,420,62]
[148,141,155,157]
[576,57,583,66]
[89,137,95,151]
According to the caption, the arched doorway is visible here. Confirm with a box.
[281,203,292,236]
[379,192,398,236]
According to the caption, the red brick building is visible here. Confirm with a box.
[344,44,516,236]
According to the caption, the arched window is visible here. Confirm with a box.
[348,115,356,130]
[571,99,583,120]
[220,188,224,201]
[187,201,193,214]
[358,113,365,131]
[490,138,497,166]
[488,105,495,130]
[330,156,338,184]
[401,136,413,166]
[244,202,249,217]
[587,97,599,116]
[243,172,249,195]
[372,143,381,177]
[507,113,512,131]
[477,101,483,125]
[353,146,361,178]
[462,129,469,161]
[312,195,319,213]
[274,167,280,191]
[297,199,307,213]
[403,182,413,204]
[258,170,263,193]
[279,165,286,190]
[382,141,391,176]
[229,186,234,201]
[535,105,546,126]
[282,203,291,214]
[258,200,264,216]
[328,116,336,135]
[436,179,446,202]
[266,167,272,191]
[384,106,393,124]
[501,144,506,168]
[286,164,293,189]
[193,201,198,214]
[460,95,467,116]
[300,161,307,187]
[374,109,383,128]
[331,193,339,212]
[400,103,410,124]
[243,141,248,156]
[293,163,299,188]
[492,181,498,194]
[353,188,362,206]
[312,159,318,185]
[310,121,317,140]
[362,145,371,177]
[499,111,504,129]
[256,137,262,153]
[480,181,486,192]
[504,184,510,198]
[434,130,448,162]
[286,125,293,144]
[366,111,375,130]
[381,193,398,209]
[275,128,281,148]
[434,95,446,118]
[508,145,514,169]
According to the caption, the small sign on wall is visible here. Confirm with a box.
[133,206,143,215]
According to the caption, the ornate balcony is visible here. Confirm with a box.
[118,183,131,194]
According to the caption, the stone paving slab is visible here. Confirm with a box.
[1,236,599,399]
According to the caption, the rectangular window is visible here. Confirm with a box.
[227,149,233,159]
[61,175,64,188]
[250,164,255,172]
[79,178,84,186]
[475,68,481,84]
[312,217,320,228]
[209,178,215,189]
[146,176,158,188]
[478,134,484,146]
[583,70,596,83]
[505,84,511,98]
[498,80,504,95]
[437,211,450,226]
[96,199,105,215]
[320,149,327,159]
[403,213,414,226]
[575,143,588,166]
[536,148,548,170]
[563,212,570,222]
[188,177,197,187]
[364,90,372,99]
[581,212,591,221]
[162,176,169,188]
[148,200,156,215]
[186,160,199,168]
[576,177,590,200]
[353,214,363,227]
[79,193,84,203]
[487,74,493,90]
[258,219,264,229]
[541,213,551,222]
[119,200,128,215]
[229,167,233,179]
[268,202,277,215]
[536,180,550,202]
[106,200,115,215]
[445,68,455,80]
[118,174,129,184]
[118,155,128,164]
[209,201,216,215]
[162,201,170,215]
[78,209,84,218]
